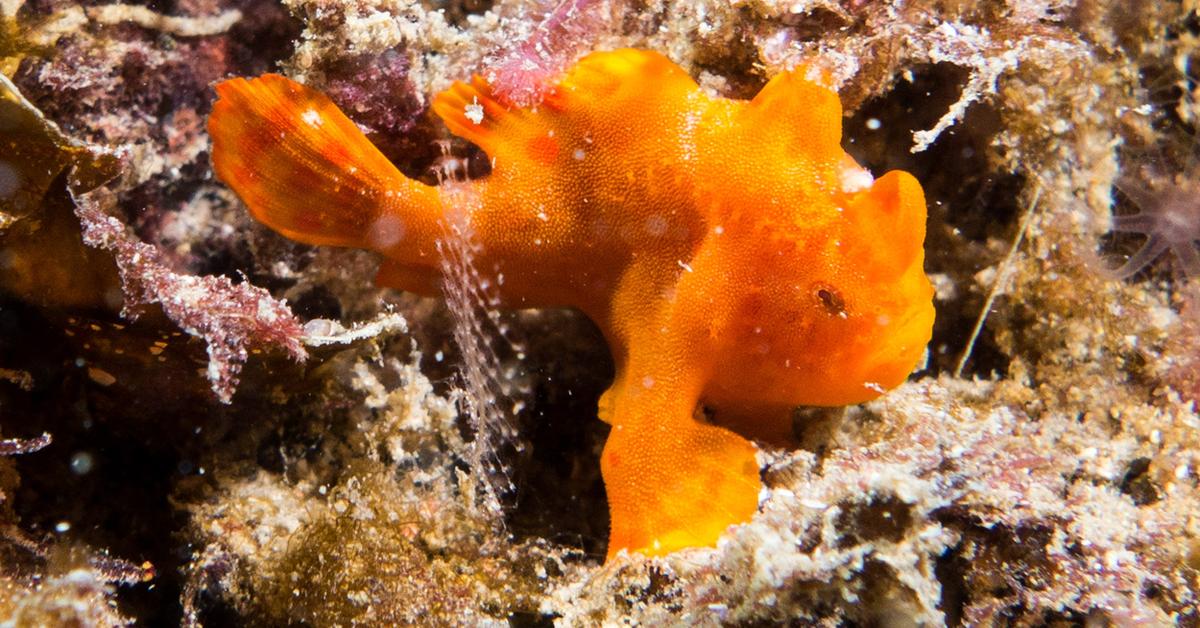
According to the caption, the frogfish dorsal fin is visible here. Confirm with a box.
[431,49,703,162]
[431,75,514,158]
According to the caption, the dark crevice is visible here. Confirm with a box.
[834,494,914,548]
[505,310,613,560]
[845,63,1017,379]
[935,545,969,627]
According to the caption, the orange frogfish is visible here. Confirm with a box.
[208,49,935,560]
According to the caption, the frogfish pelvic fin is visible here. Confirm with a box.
[208,49,936,561]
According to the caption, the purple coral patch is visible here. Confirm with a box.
[316,47,439,175]
[321,49,422,139]
[484,0,612,108]
[72,187,306,404]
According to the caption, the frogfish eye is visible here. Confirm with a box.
[813,283,847,318]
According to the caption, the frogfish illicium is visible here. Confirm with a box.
[208,49,935,560]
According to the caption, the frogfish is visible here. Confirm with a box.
[208,49,935,560]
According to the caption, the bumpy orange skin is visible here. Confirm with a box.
[209,49,935,560]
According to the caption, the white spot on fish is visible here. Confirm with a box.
[367,214,406,250]
[645,214,667,236]
[301,109,322,127]
[840,164,874,194]
[465,96,484,124]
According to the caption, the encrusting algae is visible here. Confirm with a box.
[208,48,934,559]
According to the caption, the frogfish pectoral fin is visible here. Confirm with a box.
[600,390,760,560]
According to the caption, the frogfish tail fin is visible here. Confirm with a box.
[209,74,440,251]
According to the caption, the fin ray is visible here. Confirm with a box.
[209,74,437,249]
[431,76,513,156]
